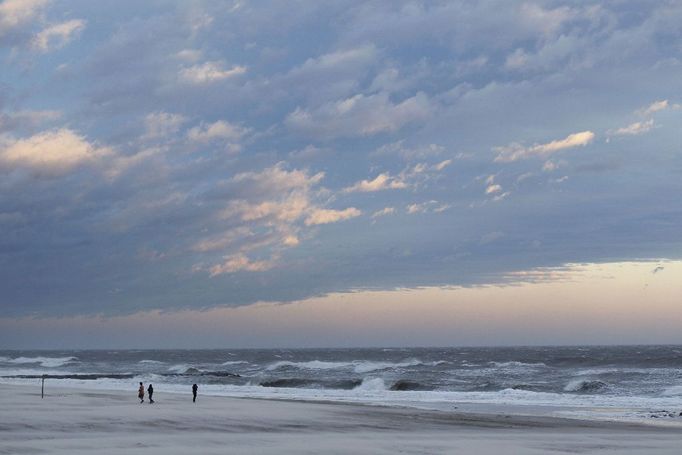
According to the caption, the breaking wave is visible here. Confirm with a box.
[166,364,240,377]
[266,360,354,371]
[489,361,547,368]
[5,356,78,368]
[564,379,609,393]
[266,359,441,374]
[260,378,362,389]
[354,378,387,391]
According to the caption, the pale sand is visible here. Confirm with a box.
[1,383,681,454]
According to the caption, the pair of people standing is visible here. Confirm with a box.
[138,382,154,404]
[136,383,197,403]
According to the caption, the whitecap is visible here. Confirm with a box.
[8,356,78,368]
[265,360,354,371]
[489,361,547,368]
[352,359,423,374]
[168,364,196,373]
[564,378,609,393]
[266,358,431,373]
[353,377,388,391]
[661,385,682,396]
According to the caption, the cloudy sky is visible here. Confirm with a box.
[1,0,681,348]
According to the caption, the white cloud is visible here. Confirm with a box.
[209,253,276,276]
[485,184,502,194]
[406,203,424,214]
[282,235,299,247]
[505,48,529,70]
[143,112,186,139]
[543,160,559,172]
[198,164,359,275]
[478,174,510,201]
[288,45,376,78]
[0,128,111,175]
[175,49,203,62]
[433,159,452,171]
[346,158,450,195]
[179,61,247,84]
[613,119,654,136]
[494,130,595,162]
[187,120,249,143]
[31,19,85,52]
[638,100,668,117]
[0,0,48,36]
[406,201,441,214]
[231,164,324,196]
[343,173,407,193]
[228,195,310,224]
[285,91,432,139]
[193,227,252,253]
[516,172,534,183]
[305,207,361,225]
[493,191,511,201]
[371,207,395,218]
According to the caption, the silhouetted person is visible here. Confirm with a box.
[192,384,198,403]
[138,382,144,403]
[147,384,154,404]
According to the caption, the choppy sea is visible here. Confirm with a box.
[2,346,682,422]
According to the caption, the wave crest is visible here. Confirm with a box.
[353,377,388,391]
[6,356,78,368]
[265,358,437,374]
[489,361,547,368]
[564,379,608,393]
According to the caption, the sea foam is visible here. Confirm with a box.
[7,356,78,368]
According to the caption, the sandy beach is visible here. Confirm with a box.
[1,383,681,454]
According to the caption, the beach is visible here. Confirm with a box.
[2,383,681,454]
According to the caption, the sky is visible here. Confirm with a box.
[0,0,681,348]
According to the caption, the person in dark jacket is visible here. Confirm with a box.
[138,382,144,403]
[192,383,198,403]
[147,383,154,404]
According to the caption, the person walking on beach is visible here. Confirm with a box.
[192,383,198,403]
[147,383,154,404]
[138,382,144,403]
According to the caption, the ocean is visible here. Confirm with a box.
[2,346,682,422]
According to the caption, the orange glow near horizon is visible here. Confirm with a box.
[2,260,681,348]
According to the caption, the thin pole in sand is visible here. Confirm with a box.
[41,374,46,398]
